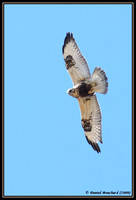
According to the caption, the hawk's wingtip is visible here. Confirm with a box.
[62,32,74,54]
[85,136,101,153]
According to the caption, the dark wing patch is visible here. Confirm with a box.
[81,119,92,132]
[64,55,76,69]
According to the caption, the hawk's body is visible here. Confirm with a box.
[62,33,108,153]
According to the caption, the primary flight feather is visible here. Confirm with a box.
[62,32,108,153]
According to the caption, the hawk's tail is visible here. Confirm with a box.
[91,67,108,94]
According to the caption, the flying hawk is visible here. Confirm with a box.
[62,32,108,153]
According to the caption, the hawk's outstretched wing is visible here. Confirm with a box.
[62,32,91,86]
[78,94,102,153]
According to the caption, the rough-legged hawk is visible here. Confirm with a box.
[62,32,108,153]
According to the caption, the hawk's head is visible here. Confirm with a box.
[67,88,79,98]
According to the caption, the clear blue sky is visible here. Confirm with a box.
[4,3,132,196]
